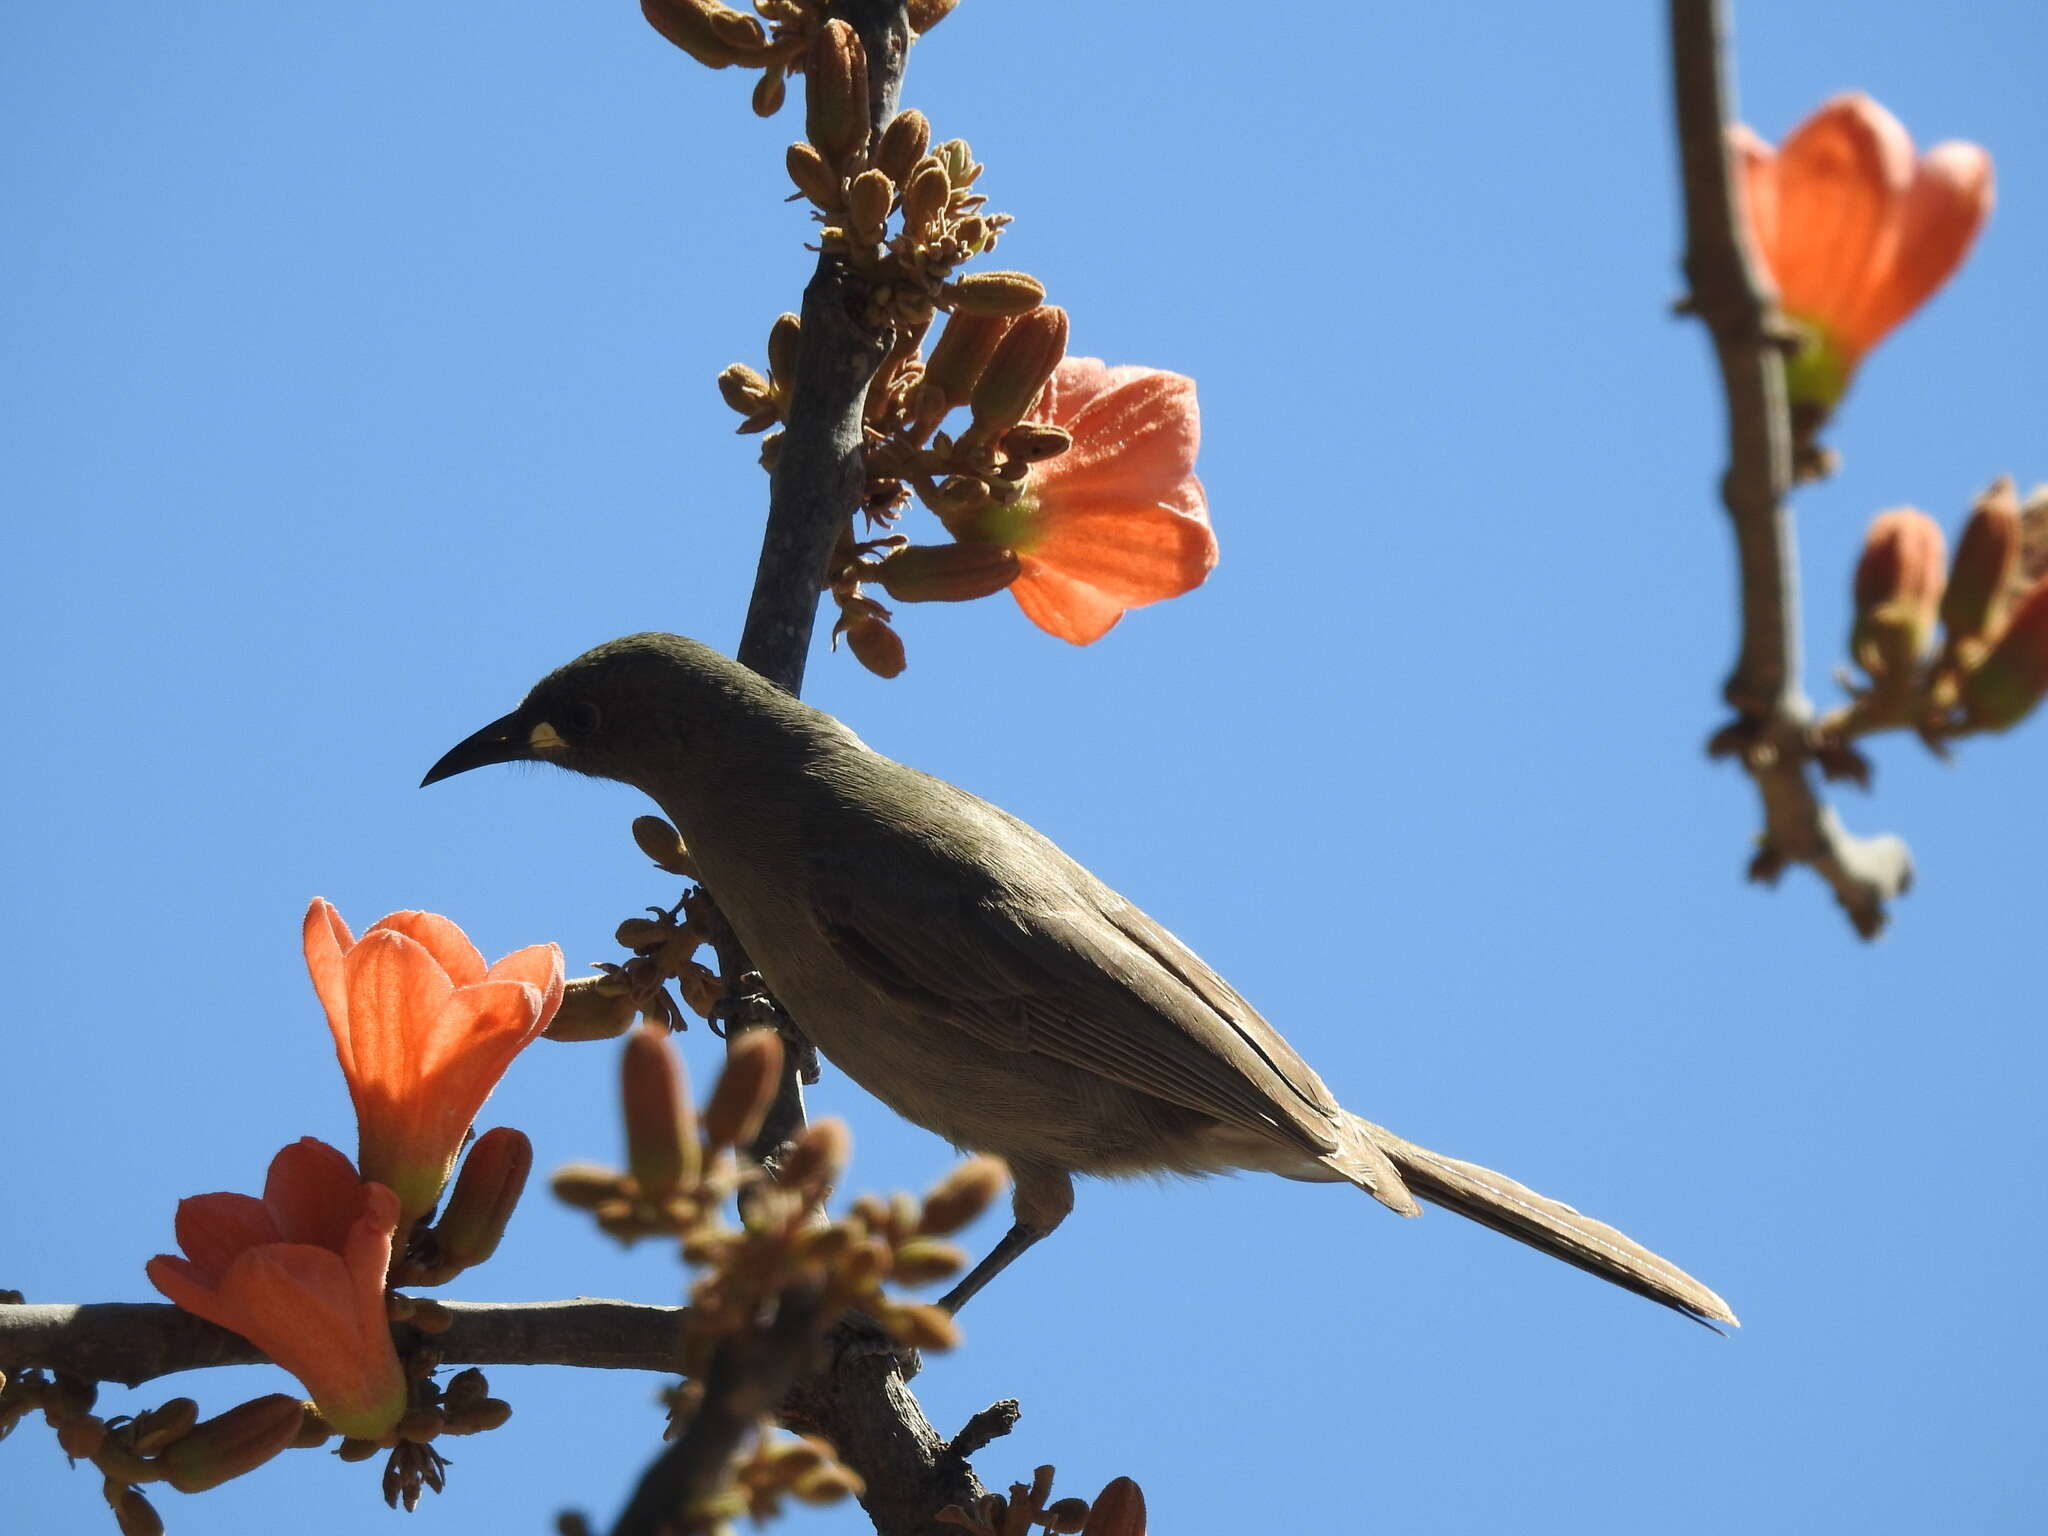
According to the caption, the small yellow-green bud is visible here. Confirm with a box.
[847,169,895,241]
[766,314,802,398]
[889,1238,967,1286]
[1850,508,1946,687]
[900,159,951,238]
[1963,577,2048,731]
[921,311,1009,412]
[550,1162,625,1210]
[546,976,640,1043]
[129,1398,199,1456]
[433,1127,532,1273]
[1942,476,2021,645]
[751,67,786,118]
[1000,423,1073,464]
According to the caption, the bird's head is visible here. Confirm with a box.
[420,632,798,793]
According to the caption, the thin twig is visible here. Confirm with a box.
[0,1300,686,1389]
[1668,0,1912,938]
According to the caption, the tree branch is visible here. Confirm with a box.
[0,1300,686,1389]
[1668,0,1912,938]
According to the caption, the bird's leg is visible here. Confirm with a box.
[937,1163,1072,1314]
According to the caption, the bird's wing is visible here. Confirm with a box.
[807,794,1344,1159]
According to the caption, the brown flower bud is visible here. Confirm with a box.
[1963,577,2048,730]
[845,613,908,678]
[766,314,803,399]
[908,0,960,34]
[1942,476,2021,646]
[704,1028,785,1151]
[641,0,749,69]
[550,1161,625,1210]
[445,1397,512,1434]
[887,1301,962,1352]
[1045,1498,1092,1534]
[971,305,1069,438]
[786,141,843,210]
[888,1238,967,1286]
[936,138,979,188]
[916,1156,1006,1235]
[946,270,1047,319]
[900,159,952,239]
[1851,508,1946,686]
[805,20,871,171]
[160,1395,306,1494]
[751,66,786,118]
[777,1117,851,1190]
[848,169,895,241]
[1080,1477,1147,1536]
[1000,423,1073,464]
[873,542,1020,603]
[130,1397,199,1456]
[875,109,932,186]
[432,1127,532,1273]
[718,363,779,432]
[706,6,765,50]
[546,976,640,1042]
[56,1414,107,1459]
[921,312,1010,412]
[793,1463,866,1504]
[109,1485,164,1536]
[677,961,724,1019]
[624,1024,700,1201]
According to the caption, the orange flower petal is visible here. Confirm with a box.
[1728,125,1779,277]
[1770,93,1914,351]
[485,942,567,1023]
[303,901,355,1071]
[369,911,487,987]
[217,1245,406,1438]
[340,929,455,1098]
[1010,563,1133,646]
[1839,140,1993,352]
[170,1195,279,1283]
[1036,372,1200,502]
[1025,497,1217,607]
[264,1137,369,1252]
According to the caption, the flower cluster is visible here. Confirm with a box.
[1821,478,2048,768]
[938,1467,1149,1536]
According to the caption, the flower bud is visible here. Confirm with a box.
[886,1301,961,1352]
[971,306,1069,438]
[1942,476,2020,645]
[1000,423,1073,464]
[776,1117,851,1191]
[705,6,765,50]
[805,20,871,171]
[751,66,786,118]
[718,363,778,432]
[677,960,724,1020]
[550,1161,625,1210]
[56,1414,106,1459]
[875,109,932,186]
[847,169,894,242]
[786,141,842,210]
[1046,1499,1092,1534]
[921,312,1010,413]
[1850,508,1946,686]
[703,1028,784,1151]
[1081,1477,1147,1536]
[888,1238,966,1286]
[766,314,803,399]
[623,1024,699,1201]
[845,613,908,678]
[1963,577,2048,731]
[130,1397,200,1455]
[641,0,750,68]
[546,976,641,1042]
[431,1127,532,1273]
[936,138,978,188]
[908,0,960,33]
[900,159,952,239]
[873,542,1020,603]
[108,1486,164,1536]
[916,1156,1006,1235]
[946,271,1047,319]
[160,1395,306,1494]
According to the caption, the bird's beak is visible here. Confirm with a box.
[421,711,551,787]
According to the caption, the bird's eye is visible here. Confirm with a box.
[562,700,602,739]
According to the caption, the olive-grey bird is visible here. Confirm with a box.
[424,632,1734,1325]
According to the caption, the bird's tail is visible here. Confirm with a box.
[1350,1117,1737,1327]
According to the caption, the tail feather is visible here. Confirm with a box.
[1354,1118,1737,1327]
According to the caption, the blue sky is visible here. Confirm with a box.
[6,2,2046,1531]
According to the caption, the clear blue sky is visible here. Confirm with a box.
[7,3,2046,1531]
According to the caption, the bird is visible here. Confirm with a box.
[423,632,1734,1325]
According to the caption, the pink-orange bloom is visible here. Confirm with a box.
[1731,94,1992,409]
[950,357,1215,645]
[147,1138,407,1440]
[303,900,563,1230]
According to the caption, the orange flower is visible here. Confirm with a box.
[1730,94,1992,411]
[303,900,563,1230]
[147,1138,407,1440]
[949,357,1215,645]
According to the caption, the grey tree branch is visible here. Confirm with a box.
[1668,0,1912,938]
[0,1300,686,1389]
